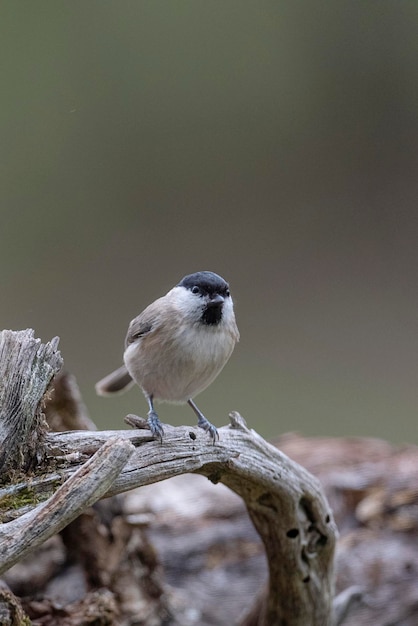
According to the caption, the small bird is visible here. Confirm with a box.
[96,271,239,441]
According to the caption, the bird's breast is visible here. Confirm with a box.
[124,322,236,403]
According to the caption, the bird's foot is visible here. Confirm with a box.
[147,410,164,441]
[197,414,219,443]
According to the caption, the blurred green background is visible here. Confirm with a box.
[1,2,417,442]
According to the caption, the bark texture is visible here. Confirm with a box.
[0,329,62,477]
[2,329,416,625]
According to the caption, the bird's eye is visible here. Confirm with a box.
[191,286,200,295]
[225,288,230,297]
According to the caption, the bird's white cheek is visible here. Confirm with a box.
[223,298,235,320]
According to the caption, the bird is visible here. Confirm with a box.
[95,271,239,442]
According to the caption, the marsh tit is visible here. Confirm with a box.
[95,271,239,441]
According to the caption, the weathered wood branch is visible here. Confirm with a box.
[0,330,338,626]
[0,329,62,477]
[0,437,133,574]
[1,417,337,625]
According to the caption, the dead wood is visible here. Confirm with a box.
[0,329,62,477]
[7,329,418,625]
[0,329,337,625]
[1,417,337,625]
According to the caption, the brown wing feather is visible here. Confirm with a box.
[125,298,167,347]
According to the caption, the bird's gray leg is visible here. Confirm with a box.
[146,395,164,441]
[187,398,219,442]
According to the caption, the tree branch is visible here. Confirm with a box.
[0,437,133,575]
[1,415,337,625]
[0,330,338,626]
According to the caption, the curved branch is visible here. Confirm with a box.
[0,414,337,625]
[0,330,337,625]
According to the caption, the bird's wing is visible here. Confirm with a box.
[125,298,166,347]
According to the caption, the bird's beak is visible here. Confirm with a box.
[206,294,224,307]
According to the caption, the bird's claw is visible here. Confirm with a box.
[197,416,219,443]
[147,410,164,441]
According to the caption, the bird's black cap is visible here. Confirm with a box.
[178,271,230,296]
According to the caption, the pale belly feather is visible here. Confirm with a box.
[124,323,235,403]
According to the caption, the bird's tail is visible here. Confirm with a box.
[95,365,134,396]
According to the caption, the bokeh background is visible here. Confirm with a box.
[1,2,417,442]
